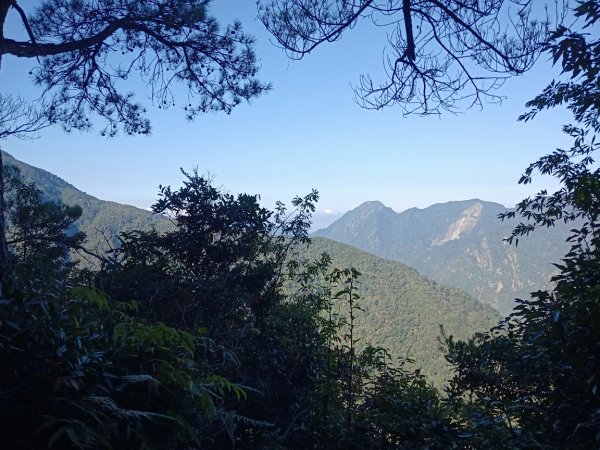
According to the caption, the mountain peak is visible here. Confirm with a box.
[312,197,572,314]
[353,200,394,213]
[315,200,396,231]
[358,200,387,208]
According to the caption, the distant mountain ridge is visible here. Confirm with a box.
[3,151,170,260]
[1,152,500,387]
[314,199,572,314]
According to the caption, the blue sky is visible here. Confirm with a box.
[0,1,573,229]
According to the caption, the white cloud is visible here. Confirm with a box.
[323,208,333,214]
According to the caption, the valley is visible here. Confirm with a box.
[6,151,500,387]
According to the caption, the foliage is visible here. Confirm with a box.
[99,169,317,332]
[305,237,500,389]
[0,281,247,449]
[91,171,324,447]
[354,362,459,450]
[284,251,458,450]
[0,180,245,449]
[519,0,600,132]
[445,3,600,449]
[2,165,84,279]
[259,0,562,114]
[0,162,87,290]
[0,0,268,137]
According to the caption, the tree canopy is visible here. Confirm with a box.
[0,0,268,137]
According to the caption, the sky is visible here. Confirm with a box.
[0,1,574,230]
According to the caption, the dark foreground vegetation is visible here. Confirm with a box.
[0,168,454,449]
[1,0,600,448]
[1,136,600,448]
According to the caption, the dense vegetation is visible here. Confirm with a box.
[0,152,502,389]
[0,167,461,449]
[314,199,573,314]
[1,0,600,448]
[305,238,500,387]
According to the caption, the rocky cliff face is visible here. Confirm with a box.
[434,202,483,245]
[314,199,571,314]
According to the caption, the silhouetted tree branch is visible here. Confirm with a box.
[0,0,269,278]
[0,0,269,136]
[259,0,566,114]
[0,94,55,140]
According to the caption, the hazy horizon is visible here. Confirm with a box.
[1,1,569,219]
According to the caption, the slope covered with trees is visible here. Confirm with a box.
[2,152,171,260]
[307,238,500,387]
[314,199,572,314]
[0,167,463,449]
[2,151,499,388]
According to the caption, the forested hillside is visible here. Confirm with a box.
[3,151,498,387]
[307,238,500,386]
[1,0,599,448]
[3,152,171,259]
[314,199,572,314]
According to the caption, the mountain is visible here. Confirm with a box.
[2,152,500,387]
[305,238,501,388]
[313,199,572,314]
[3,151,170,260]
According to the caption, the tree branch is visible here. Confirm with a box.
[427,0,523,73]
[403,0,415,61]
[1,18,127,57]
[10,1,37,46]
